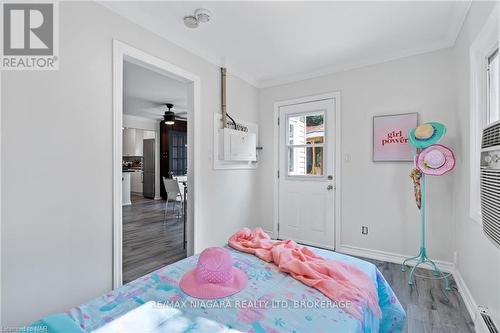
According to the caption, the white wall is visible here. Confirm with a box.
[452,1,500,322]
[1,2,259,326]
[258,49,457,262]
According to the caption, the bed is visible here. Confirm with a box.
[31,246,405,333]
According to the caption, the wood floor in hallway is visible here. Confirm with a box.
[122,195,187,284]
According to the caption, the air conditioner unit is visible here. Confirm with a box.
[480,120,500,249]
[476,307,499,333]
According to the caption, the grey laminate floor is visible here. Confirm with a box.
[122,195,187,284]
[362,258,474,333]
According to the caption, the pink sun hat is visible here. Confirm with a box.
[416,144,455,176]
[179,247,247,299]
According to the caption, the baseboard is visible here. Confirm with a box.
[453,267,478,326]
[338,245,455,273]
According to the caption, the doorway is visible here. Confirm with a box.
[113,41,200,288]
[274,93,341,250]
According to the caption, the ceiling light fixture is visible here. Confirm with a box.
[164,103,175,125]
[184,8,211,29]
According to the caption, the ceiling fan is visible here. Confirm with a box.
[163,103,187,125]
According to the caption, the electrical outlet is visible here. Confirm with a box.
[361,226,368,235]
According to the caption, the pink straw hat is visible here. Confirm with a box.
[179,247,247,299]
[416,144,455,176]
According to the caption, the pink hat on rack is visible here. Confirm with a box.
[179,247,247,299]
[416,144,455,176]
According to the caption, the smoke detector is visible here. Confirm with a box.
[184,8,211,29]
[195,9,211,23]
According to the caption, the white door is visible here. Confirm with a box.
[278,99,336,249]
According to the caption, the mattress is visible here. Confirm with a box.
[33,246,406,333]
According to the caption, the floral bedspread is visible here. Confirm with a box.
[67,246,405,333]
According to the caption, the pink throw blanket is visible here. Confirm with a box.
[228,227,382,320]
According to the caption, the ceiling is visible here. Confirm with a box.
[103,1,471,88]
[123,60,188,121]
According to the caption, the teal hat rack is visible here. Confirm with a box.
[402,122,452,291]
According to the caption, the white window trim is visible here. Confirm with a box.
[469,5,499,224]
[286,111,326,178]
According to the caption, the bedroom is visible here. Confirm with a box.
[1,1,499,333]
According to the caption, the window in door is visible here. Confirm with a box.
[287,112,325,176]
[487,47,499,125]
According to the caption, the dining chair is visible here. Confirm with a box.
[162,177,183,221]
[173,176,187,201]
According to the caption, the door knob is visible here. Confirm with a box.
[327,184,334,191]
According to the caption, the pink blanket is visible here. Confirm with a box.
[228,227,382,320]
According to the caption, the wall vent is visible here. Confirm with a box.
[477,307,499,333]
[480,121,500,249]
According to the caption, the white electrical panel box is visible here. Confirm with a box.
[219,128,257,162]
[213,113,259,170]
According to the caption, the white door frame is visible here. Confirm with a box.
[273,92,342,250]
[112,40,201,289]
[0,67,3,326]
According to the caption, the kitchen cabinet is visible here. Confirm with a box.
[143,130,155,140]
[123,128,148,156]
[134,130,144,156]
[130,171,143,194]
[122,172,131,206]
[123,128,136,157]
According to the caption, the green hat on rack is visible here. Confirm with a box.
[408,122,446,149]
